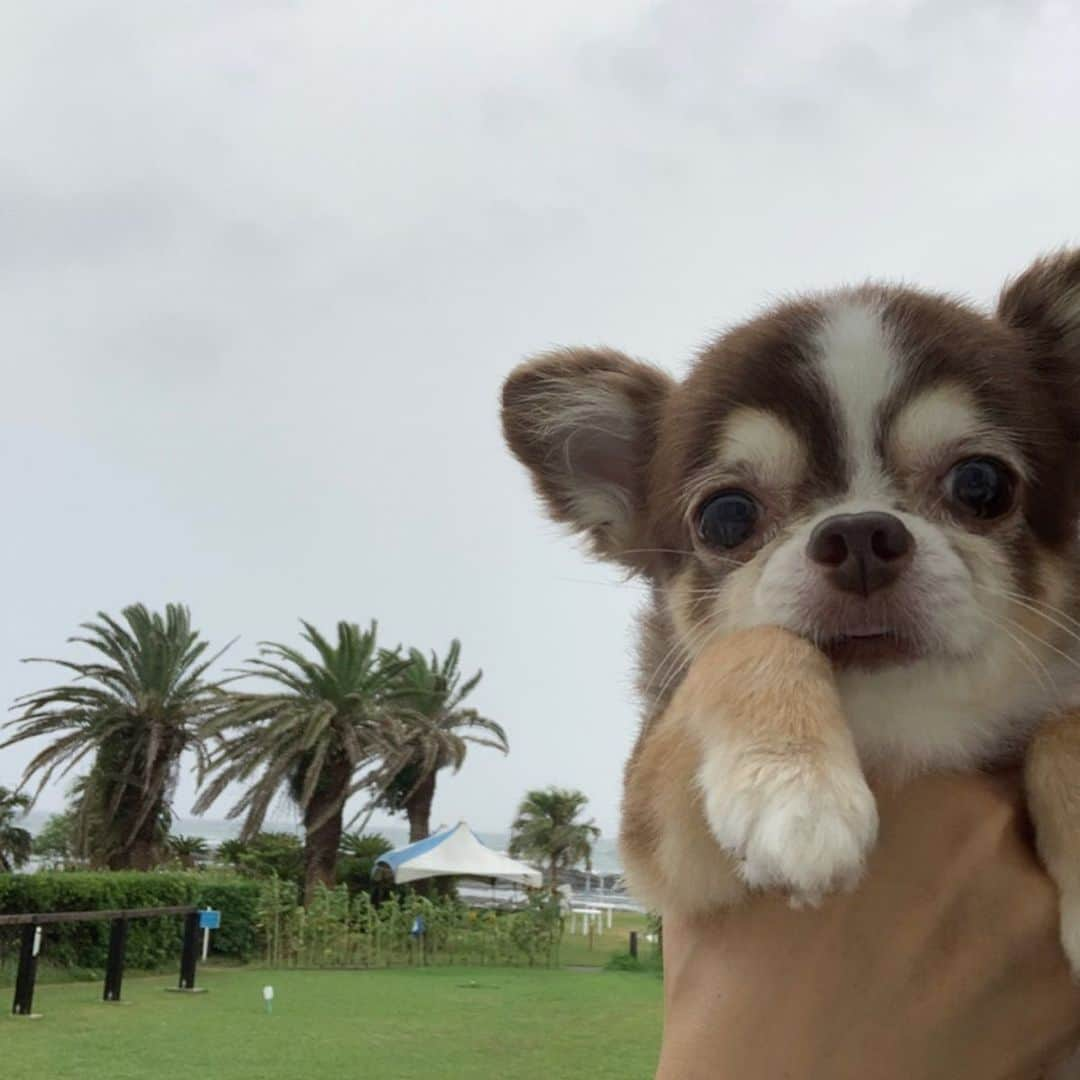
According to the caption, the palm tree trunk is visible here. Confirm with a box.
[549,855,559,897]
[127,835,159,871]
[303,797,345,906]
[405,770,437,843]
[107,796,164,870]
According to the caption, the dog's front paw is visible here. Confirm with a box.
[700,752,878,906]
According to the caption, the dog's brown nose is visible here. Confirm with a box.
[807,512,914,596]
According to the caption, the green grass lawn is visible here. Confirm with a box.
[5,965,663,1079]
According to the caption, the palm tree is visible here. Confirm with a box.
[509,787,600,895]
[167,834,209,869]
[31,809,78,869]
[379,641,508,843]
[339,831,394,861]
[195,620,410,904]
[2,604,221,870]
[338,831,394,895]
[0,787,33,872]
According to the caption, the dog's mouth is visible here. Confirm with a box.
[820,628,920,671]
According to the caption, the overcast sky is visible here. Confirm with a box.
[2,1,1078,839]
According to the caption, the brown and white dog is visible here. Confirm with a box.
[501,251,1080,1023]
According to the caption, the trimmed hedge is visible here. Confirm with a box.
[0,872,260,973]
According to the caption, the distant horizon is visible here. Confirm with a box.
[17,808,625,875]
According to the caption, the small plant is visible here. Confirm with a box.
[604,949,662,975]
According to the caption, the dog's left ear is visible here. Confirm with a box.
[501,347,673,572]
[998,249,1080,436]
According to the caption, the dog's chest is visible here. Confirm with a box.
[839,653,1079,776]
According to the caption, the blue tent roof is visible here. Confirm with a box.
[375,823,458,877]
[373,822,543,887]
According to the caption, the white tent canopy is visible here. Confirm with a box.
[374,822,543,888]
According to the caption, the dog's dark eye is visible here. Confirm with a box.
[947,458,1015,520]
[697,491,759,549]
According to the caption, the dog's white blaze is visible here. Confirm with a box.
[715,407,806,488]
[815,301,897,499]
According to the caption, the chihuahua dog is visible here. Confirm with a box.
[501,252,1080,1017]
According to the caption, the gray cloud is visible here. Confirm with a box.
[3,1,1079,837]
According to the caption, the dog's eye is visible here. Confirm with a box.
[697,491,759,549]
[947,458,1015,520]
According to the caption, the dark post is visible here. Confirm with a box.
[629,930,639,960]
[178,910,199,990]
[12,923,40,1016]
[103,917,129,1002]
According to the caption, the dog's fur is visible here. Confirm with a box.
[502,252,1080,1061]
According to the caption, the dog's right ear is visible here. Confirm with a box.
[501,347,673,571]
[998,249,1080,438]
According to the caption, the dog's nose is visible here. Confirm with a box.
[806,512,914,596]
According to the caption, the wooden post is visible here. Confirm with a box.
[103,917,129,1002]
[12,924,40,1016]
[178,910,200,990]
[629,930,639,959]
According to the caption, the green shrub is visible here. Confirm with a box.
[0,871,260,975]
[604,949,662,975]
[188,876,260,961]
[218,832,305,893]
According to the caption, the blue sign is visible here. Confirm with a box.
[199,910,221,930]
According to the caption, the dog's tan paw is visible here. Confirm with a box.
[700,749,878,906]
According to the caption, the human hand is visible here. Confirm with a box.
[657,770,1080,1080]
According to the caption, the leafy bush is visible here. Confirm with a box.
[217,831,395,900]
[217,832,305,892]
[0,870,564,978]
[193,877,260,961]
[0,871,260,975]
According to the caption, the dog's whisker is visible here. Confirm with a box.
[973,583,1080,638]
[643,606,720,703]
[643,620,704,703]
[976,605,1057,696]
[990,607,1080,682]
[653,616,728,706]
[992,594,1080,652]
[554,576,648,590]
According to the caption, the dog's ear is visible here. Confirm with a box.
[501,347,673,571]
[998,249,1080,437]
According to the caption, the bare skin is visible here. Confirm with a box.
[658,770,1080,1080]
